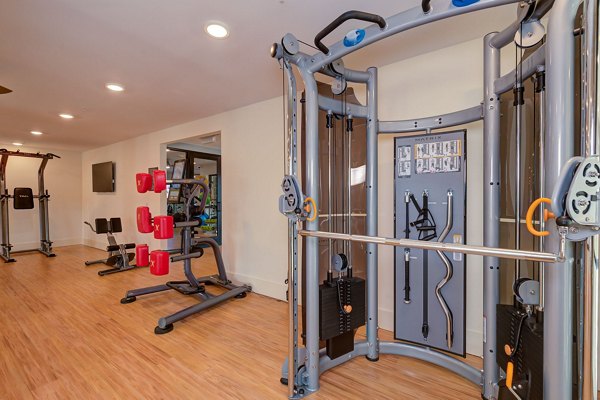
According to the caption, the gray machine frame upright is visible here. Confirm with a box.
[274,0,599,399]
[0,149,59,262]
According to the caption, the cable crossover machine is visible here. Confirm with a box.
[0,149,59,262]
[273,0,600,399]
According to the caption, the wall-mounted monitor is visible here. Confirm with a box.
[92,161,115,192]
[167,159,186,204]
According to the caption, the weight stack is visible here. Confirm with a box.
[319,277,366,359]
[496,305,543,399]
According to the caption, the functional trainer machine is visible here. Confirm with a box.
[84,218,138,276]
[0,149,59,262]
[121,170,251,334]
[273,0,600,399]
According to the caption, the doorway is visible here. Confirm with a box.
[166,133,222,244]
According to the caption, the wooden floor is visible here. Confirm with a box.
[0,245,482,399]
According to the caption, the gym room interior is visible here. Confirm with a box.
[1,1,599,399]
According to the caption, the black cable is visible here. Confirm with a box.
[509,312,528,359]
[404,194,411,303]
[297,38,319,51]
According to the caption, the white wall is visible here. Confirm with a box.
[82,97,288,299]
[0,143,82,251]
[81,37,515,357]
[369,37,514,356]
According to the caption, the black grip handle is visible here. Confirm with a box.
[106,243,136,252]
[314,10,386,54]
[422,0,432,13]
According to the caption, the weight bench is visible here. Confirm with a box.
[84,217,138,276]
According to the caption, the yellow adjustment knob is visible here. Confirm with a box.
[343,304,353,314]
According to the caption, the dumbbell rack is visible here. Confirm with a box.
[121,170,251,334]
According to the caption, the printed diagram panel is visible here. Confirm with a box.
[394,130,466,356]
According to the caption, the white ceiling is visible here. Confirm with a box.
[0,0,517,151]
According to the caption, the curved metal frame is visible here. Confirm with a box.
[275,0,586,398]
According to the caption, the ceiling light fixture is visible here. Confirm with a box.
[106,83,125,92]
[205,23,229,39]
[59,113,74,119]
[12,142,23,146]
[31,131,43,135]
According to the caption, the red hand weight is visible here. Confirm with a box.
[135,244,149,267]
[153,215,174,239]
[149,250,169,276]
[153,170,167,193]
[136,173,152,193]
[136,206,153,233]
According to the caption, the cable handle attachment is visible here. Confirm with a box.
[304,197,318,222]
[314,10,386,54]
[526,197,555,237]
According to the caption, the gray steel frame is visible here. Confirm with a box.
[0,149,58,263]
[276,0,591,399]
[581,0,598,396]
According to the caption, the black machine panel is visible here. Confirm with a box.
[319,277,366,359]
[496,305,543,400]
[13,187,34,210]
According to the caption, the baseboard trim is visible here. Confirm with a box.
[11,238,82,252]
[227,272,286,301]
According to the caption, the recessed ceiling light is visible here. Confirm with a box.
[166,149,171,152]
[31,131,43,135]
[59,113,74,119]
[12,142,23,146]
[205,23,229,39]
[106,83,124,92]
[166,165,171,169]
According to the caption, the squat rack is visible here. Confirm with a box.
[0,149,59,262]
[273,0,597,399]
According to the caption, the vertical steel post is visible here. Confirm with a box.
[545,0,579,398]
[347,115,353,269]
[327,110,333,277]
[515,82,522,279]
[283,60,300,399]
[582,0,599,397]
[483,33,501,399]
[301,68,321,391]
[536,69,546,312]
[0,154,9,260]
[38,158,50,252]
[366,67,379,361]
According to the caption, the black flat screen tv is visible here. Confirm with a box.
[92,161,115,192]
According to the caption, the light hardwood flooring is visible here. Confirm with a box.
[0,245,482,399]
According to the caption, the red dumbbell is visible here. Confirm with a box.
[149,250,169,276]
[135,244,149,267]
[136,206,153,233]
[136,173,152,193]
[153,170,167,193]
[153,215,174,239]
